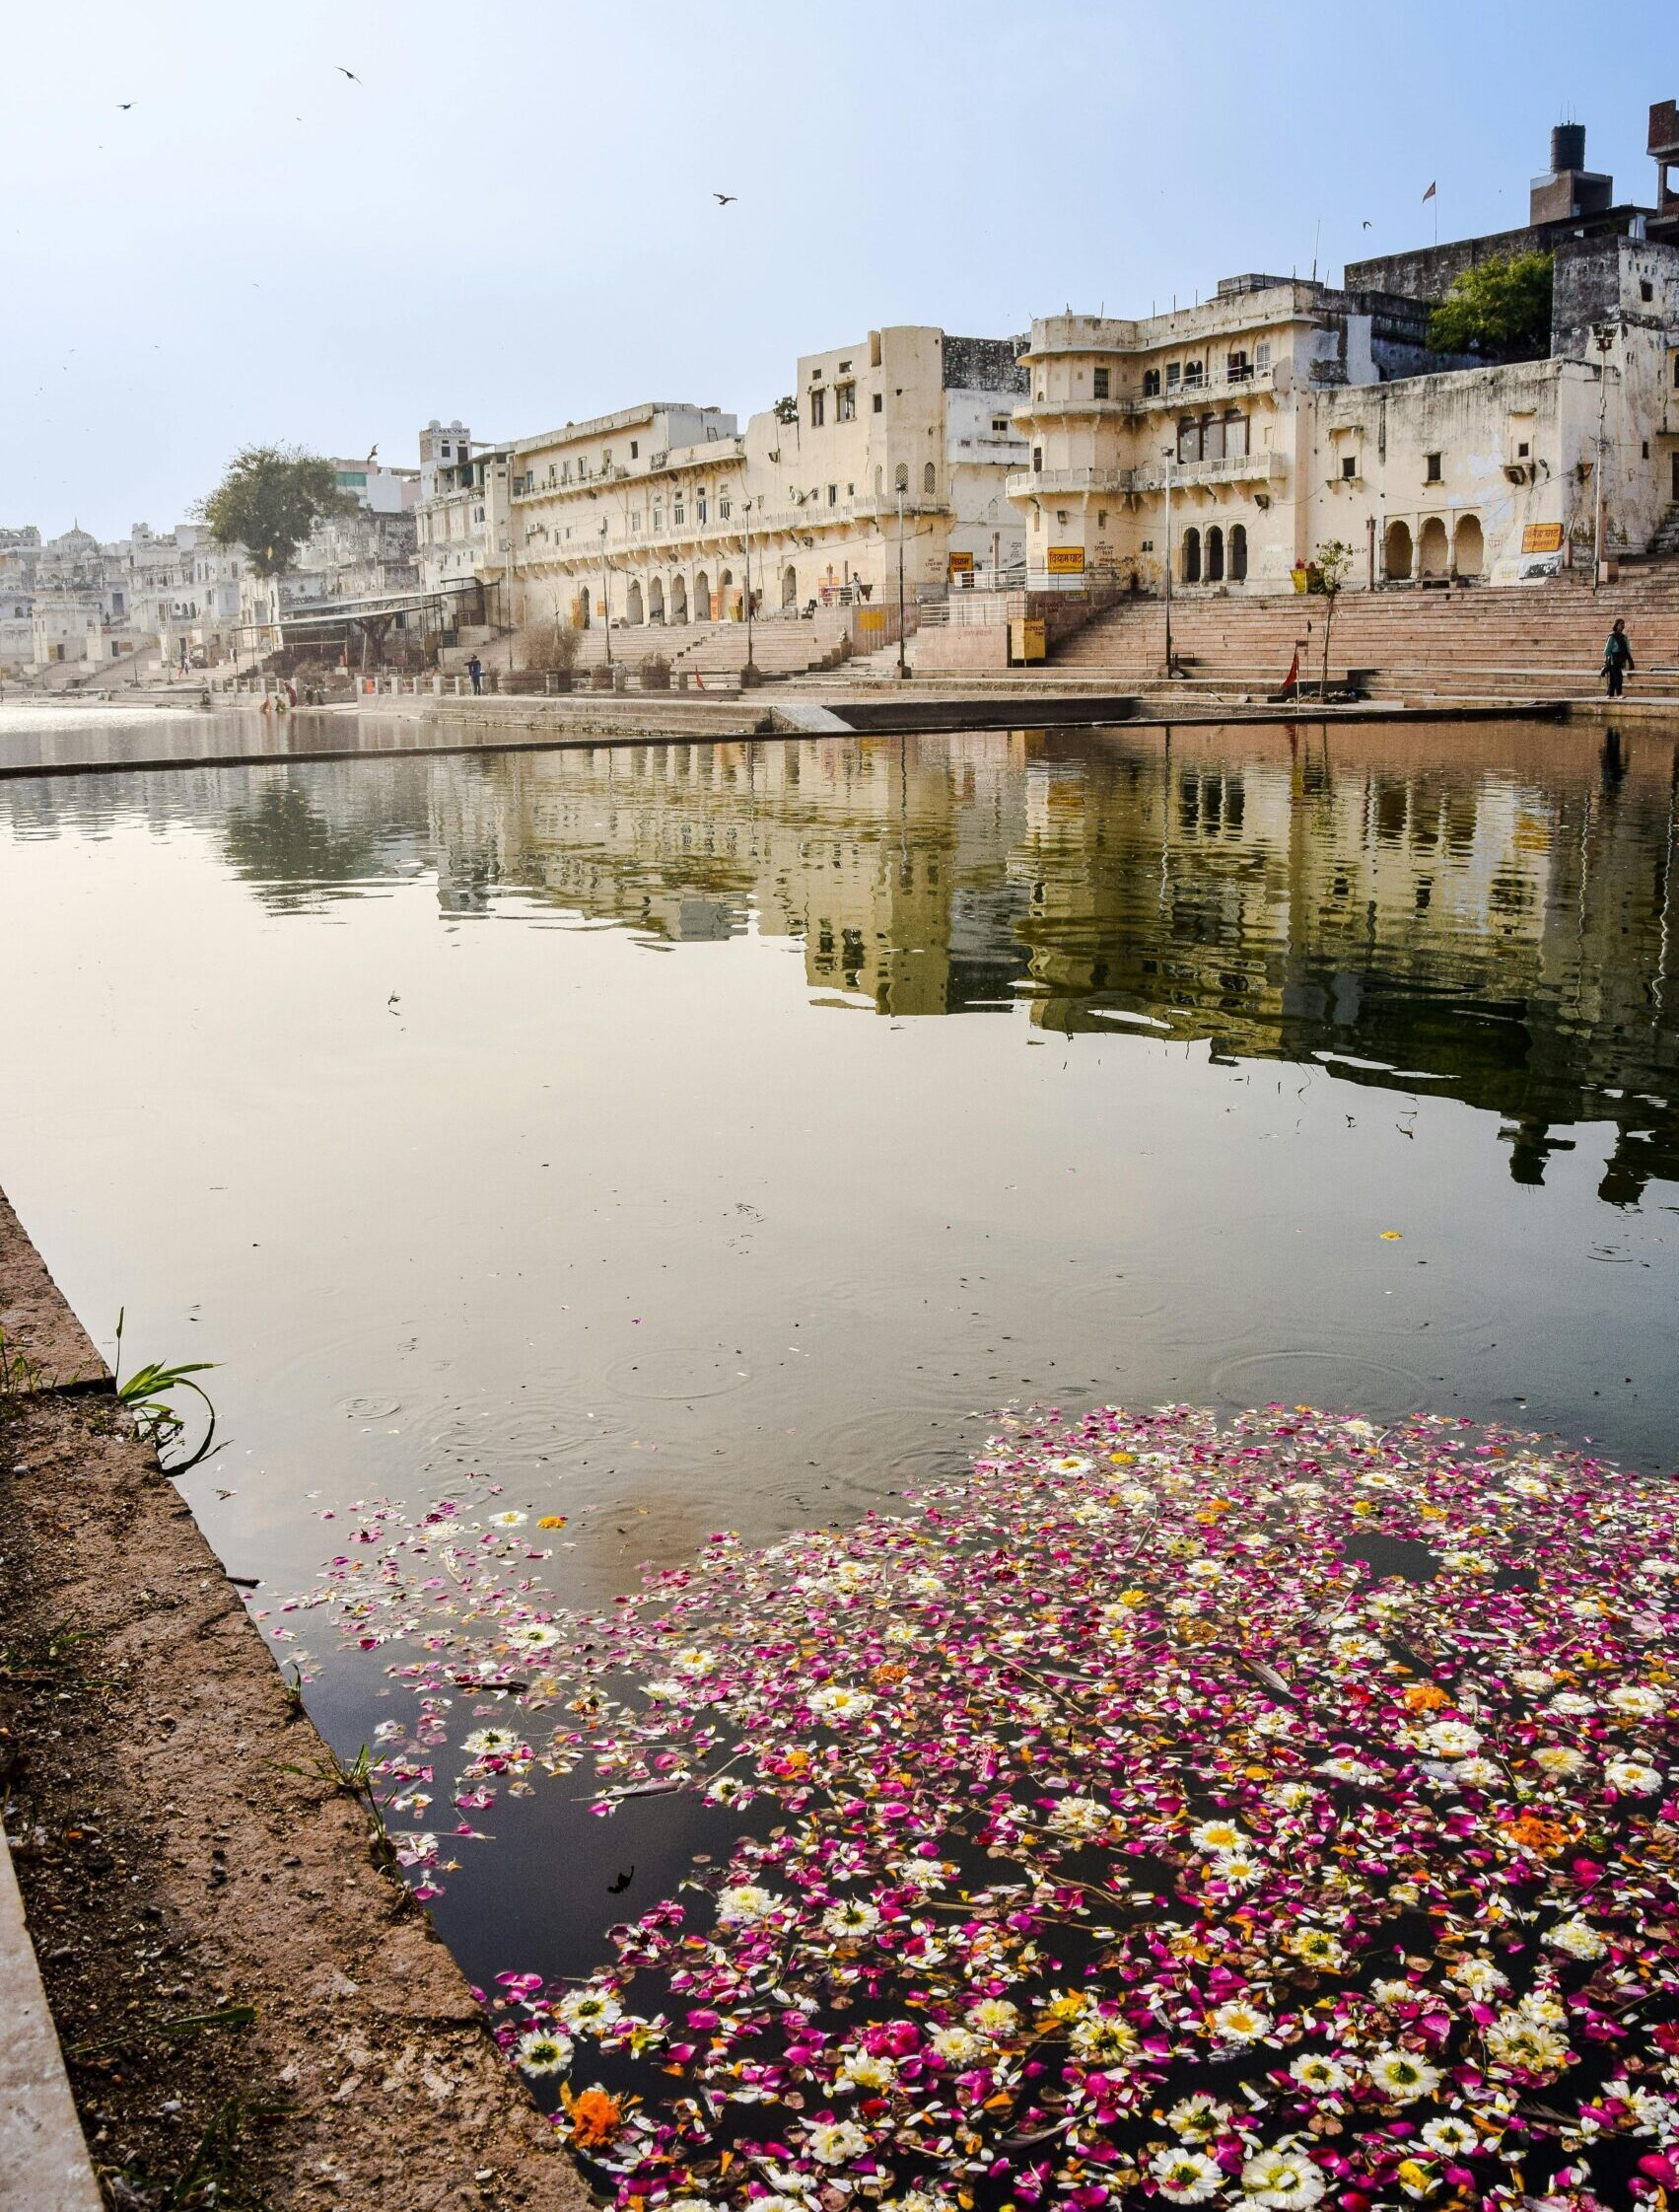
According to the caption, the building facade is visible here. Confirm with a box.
[432,326,1028,640]
[1011,114,1679,596]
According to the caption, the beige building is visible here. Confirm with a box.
[445,326,1027,641]
[1012,116,1679,597]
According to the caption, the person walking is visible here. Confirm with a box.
[1603,618,1635,698]
[467,654,483,696]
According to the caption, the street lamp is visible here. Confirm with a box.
[1591,321,1617,592]
[893,486,906,677]
[740,492,757,684]
[598,519,613,671]
[1161,446,1175,675]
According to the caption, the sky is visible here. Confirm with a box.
[5,0,1672,540]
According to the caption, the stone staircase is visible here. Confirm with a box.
[1646,506,1679,560]
[1048,569,1679,702]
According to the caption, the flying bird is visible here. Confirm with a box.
[713,192,736,205]
[336,65,361,83]
[366,442,379,465]
[118,103,133,110]
[1362,219,1372,229]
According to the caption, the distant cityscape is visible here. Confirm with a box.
[5,95,1677,687]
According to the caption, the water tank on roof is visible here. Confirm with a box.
[1551,123,1586,174]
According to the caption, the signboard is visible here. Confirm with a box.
[947,550,974,576]
[1011,617,1047,664]
[1047,546,1086,575]
[1521,523,1565,554]
[857,607,886,633]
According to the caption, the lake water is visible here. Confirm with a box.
[3,709,1677,1994]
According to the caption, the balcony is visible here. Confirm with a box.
[1014,364,1278,425]
[1128,451,1288,494]
[1006,466,1130,501]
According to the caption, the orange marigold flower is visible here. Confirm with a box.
[1403,1683,1451,1712]
[1504,1812,1569,1856]
[569,2088,624,2148]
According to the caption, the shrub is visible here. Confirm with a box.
[639,654,671,690]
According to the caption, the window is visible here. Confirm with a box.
[828,484,838,507]
[602,449,611,466]
[1184,359,1204,388]
[924,462,937,494]
[1517,440,1530,458]
[810,390,825,427]
[720,497,732,520]
[630,440,639,459]
[1224,411,1248,459]
[1143,368,1161,397]
[1165,362,1181,390]
[894,463,909,492]
[1426,451,1443,483]
[873,392,882,412]
[836,383,856,421]
[1641,279,1654,302]
[631,513,641,533]
[674,501,685,525]
[1342,454,1358,479]
[1255,342,1271,371]
[697,492,708,523]
[1032,446,1043,471]
[1092,366,1110,399]
[1177,418,1199,464]
[1227,350,1251,382]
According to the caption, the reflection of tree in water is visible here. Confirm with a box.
[217,772,425,907]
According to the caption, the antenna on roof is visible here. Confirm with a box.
[1311,218,1321,282]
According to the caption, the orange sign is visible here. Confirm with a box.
[857,607,886,633]
[1521,523,1564,554]
[1047,546,1085,575]
[947,551,974,575]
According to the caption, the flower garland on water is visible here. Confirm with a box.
[265,1406,1679,2211]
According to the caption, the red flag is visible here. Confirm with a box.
[1423,180,1436,201]
[1280,648,1300,696]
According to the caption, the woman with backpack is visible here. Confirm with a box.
[1603,618,1635,698]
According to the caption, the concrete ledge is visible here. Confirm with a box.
[0,1834,103,2212]
[0,1193,107,1392]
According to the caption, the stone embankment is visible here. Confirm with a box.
[0,1191,586,2212]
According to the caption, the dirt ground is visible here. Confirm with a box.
[1,1212,589,2211]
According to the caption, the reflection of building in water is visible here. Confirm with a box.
[423,738,1034,1016]
[30,724,1665,1201]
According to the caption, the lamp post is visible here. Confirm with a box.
[896,480,909,681]
[1161,446,1175,676]
[598,519,613,671]
[1591,322,1616,592]
[741,493,757,684]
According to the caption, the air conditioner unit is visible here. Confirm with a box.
[1504,462,1533,485]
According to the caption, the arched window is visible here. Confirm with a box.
[1182,527,1202,585]
[1143,368,1161,397]
[894,463,909,493]
[1229,523,1248,582]
[1206,526,1224,582]
[923,462,937,495]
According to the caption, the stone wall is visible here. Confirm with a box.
[942,334,1028,393]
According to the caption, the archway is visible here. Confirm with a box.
[648,575,665,622]
[782,564,798,609]
[719,568,735,619]
[671,573,689,624]
[1418,517,1448,578]
[1182,527,1202,585]
[1206,526,1224,583]
[1384,519,1414,581]
[1453,513,1484,579]
[694,570,711,621]
[1229,523,1248,582]
[626,578,645,625]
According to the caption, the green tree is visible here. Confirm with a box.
[1428,252,1554,360]
[196,446,357,577]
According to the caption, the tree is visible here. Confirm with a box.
[772,395,799,424]
[1428,252,1554,360]
[1309,538,1355,697]
[196,446,358,578]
